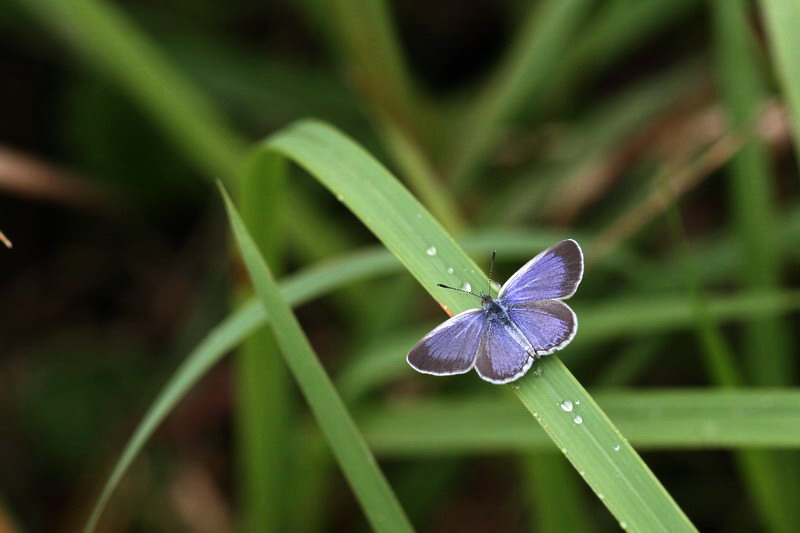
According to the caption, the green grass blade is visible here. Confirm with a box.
[83,251,800,529]
[713,5,800,530]
[325,0,424,135]
[379,120,465,232]
[594,338,665,387]
[361,390,800,454]
[235,323,289,532]
[759,0,800,168]
[445,0,594,188]
[20,0,246,180]
[544,0,698,108]
[714,0,789,385]
[575,290,800,346]
[18,5,360,526]
[335,288,800,403]
[303,0,466,229]
[219,185,413,532]
[236,149,289,531]
[81,205,800,529]
[523,453,595,533]
[259,120,695,532]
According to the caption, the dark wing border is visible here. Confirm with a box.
[498,239,584,302]
[407,308,486,376]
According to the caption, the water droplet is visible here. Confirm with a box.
[426,246,437,256]
[613,444,621,452]
[447,267,454,274]
[598,493,606,501]
[560,400,574,412]
[461,282,472,292]
[573,415,583,425]
[575,400,580,405]
[620,521,628,530]
[561,447,568,454]
[336,193,344,202]
[532,367,543,377]
[511,383,520,390]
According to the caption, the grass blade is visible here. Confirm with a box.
[713,4,800,530]
[445,0,593,188]
[301,0,465,230]
[259,120,695,531]
[20,0,246,180]
[83,250,800,529]
[759,0,800,168]
[219,185,413,532]
[235,149,289,531]
[543,0,698,108]
[361,390,800,453]
[523,453,595,533]
[714,0,789,385]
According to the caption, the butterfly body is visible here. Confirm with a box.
[407,239,583,384]
[482,296,538,358]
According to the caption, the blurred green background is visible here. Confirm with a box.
[1,0,799,531]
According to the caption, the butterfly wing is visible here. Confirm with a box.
[508,299,577,356]
[498,239,584,304]
[407,309,487,376]
[474,321,535,384]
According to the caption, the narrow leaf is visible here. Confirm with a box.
[220,185,413,532]
[262,120,696,532]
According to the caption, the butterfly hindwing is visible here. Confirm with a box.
[474,320,534,384]
[507,299,577,356]
[407,309,487,376]
[499,239,583,304]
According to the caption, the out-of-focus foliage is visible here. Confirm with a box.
[1,0,799,531]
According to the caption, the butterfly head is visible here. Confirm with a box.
[436,251,500,305]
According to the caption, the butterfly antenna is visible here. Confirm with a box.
[436,284,481,298]
[488,250,497,293]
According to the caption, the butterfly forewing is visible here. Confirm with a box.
[474,321,534,384]
[507,299,577,356]
[499,239,583,303]
[407,309,487,376]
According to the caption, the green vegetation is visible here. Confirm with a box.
[3,1,800,531]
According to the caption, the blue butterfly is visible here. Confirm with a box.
[407,239,584,384]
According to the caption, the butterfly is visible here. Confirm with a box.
[407,239,584,384]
